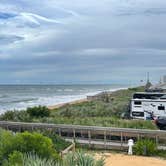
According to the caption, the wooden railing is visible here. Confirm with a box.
[0,121,166,150]
[60,142,75,158]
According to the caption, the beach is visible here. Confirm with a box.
[0,85,128,113]
[48,98,88,109]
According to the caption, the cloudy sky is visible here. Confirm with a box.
[0,0,166,84]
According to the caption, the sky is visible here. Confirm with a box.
[0,0,166,85]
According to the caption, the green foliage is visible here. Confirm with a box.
[134,139,157,156]
[49,86,144,119]
[41,117,157,130]
[42,130,70,153]
[14,132,59,160]
[7,151,23,166]
[156,149,166,159]
[27,106,50,118]
[0,129,59,164]
[0,110,30,122]
[63,151,105,166]
[4,152,104,166]
[22,153,58,166]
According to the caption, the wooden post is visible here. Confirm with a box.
[104,131,106,149]
[110,132,112,141]
[121,132,123,149]
[73,129,76,140]
[81,130,83,138]
[19,126,21,132]
[72,141,76,152]
[137,134,140,141]
[155,135,159,146]
[88,130,91,148]
[58,128,61,136]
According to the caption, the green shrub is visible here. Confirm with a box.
[0,111,30,122]
[42,130,70,152]
[7,151,23,166]
[27,106,50,118]
[14,132,59,160]
[63,151,105,166]
[134,139,157,156]
[5,152,104,166]
[0,129,59,164]
[22,153,58,166]
[156,149,166,159]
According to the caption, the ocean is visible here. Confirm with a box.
[0,84,128,113]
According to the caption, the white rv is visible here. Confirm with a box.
[130,92,166,120]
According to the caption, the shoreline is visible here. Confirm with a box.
[48,98,88,109]
[0,87,129,113]
[47,87,128,110]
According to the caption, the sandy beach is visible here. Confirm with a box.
[96,153,166,166]
[47,87,127,110]
[48,98,88,109]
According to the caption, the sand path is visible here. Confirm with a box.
[96,153,165,166]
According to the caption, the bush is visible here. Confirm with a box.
[156,149,166,159]
[0,129,59,164]
[4,152,104,166]
[134,139,157,156]
[63,151,105,166]
[42,130,70,152]
[0,111,30,122]
[7,151,23,166]
[27,106,50,118]
[22,153,58,166]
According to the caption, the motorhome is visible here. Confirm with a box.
[130,92,166,120]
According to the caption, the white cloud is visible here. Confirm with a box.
[0,0,166,84]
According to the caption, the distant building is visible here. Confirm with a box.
[147,75,166,92]
[163,75,166,83]
[149,83,166,92]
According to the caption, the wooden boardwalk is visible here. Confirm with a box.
[0,121,166,150]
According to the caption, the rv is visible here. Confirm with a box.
[130,92,166,120]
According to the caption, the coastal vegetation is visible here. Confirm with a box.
[0,86,157,130]
[4,152,104,166]
[0,128,104,166]
[0,129,59,165]
[134,139,157,156]
[134,139,166,158]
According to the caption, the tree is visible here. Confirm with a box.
[27,106,50,118]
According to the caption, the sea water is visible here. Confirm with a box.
[0,84,128,113]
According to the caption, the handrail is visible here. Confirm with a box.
[0,121,166,135]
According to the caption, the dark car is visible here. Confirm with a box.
[155,116,166,130]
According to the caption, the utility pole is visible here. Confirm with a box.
[145,72,152,91]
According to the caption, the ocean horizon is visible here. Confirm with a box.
[0,84,129,113]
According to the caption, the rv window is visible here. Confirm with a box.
[133,93,164,99]
[132,112,144,117]
[134,101,142,105]
[158,106,165,110]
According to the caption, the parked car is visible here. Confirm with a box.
[155,116,166,130]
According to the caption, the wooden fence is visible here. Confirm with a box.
[0,121,166,150]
